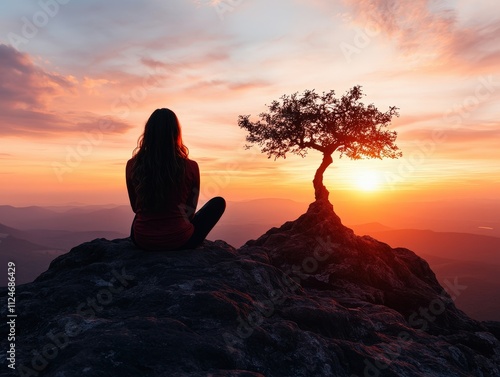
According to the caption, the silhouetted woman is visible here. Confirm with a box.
[126,108,225,251]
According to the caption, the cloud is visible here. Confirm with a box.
[444,21,500,74]
[0,44,74,109]
[392,112,444,129]
[28,0,232,72]
[82,77,112,90]
[341,0,500,74]
[140,56,182,70]
[1,108,132,137]
[0,44,133,137]
[342,0,456,51]
[139,50,230,71]
[74,44,236,98]
[186,78,270,93]
[400,124,500,150]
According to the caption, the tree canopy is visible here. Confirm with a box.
[238,86,402,201]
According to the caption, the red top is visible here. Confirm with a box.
[126,158,200,250]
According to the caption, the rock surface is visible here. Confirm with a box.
[1,199,500,376]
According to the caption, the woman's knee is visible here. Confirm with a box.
[211,196,226,213]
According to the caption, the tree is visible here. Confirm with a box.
[238,86,402,201]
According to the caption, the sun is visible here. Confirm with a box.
[355,170,382,191]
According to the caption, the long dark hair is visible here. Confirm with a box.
[130,108,189,211]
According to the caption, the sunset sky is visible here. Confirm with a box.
[1,0,499,208]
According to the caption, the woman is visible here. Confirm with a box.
[126,108,225,251]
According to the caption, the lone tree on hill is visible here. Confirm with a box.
[238,86,402,201]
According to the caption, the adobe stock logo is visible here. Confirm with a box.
[7,0,72,49]
[196,0,244,21]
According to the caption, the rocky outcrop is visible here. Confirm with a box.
[1,200,499,376]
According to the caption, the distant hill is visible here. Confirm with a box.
[335,198,500,238]
[0,224,53,252]
[0,205,59,228]
[421,254,500,321]
[360,228,500,265]
[0,199,307,235]
[350,225,500,321]
[346,222,393,234]
[0,224,61,286]
[0,222,127,285]
[43,203,123,213]
[217,198,308,225]
[0,199,308,248]
[0,205,133,233]
[17,229,127,250]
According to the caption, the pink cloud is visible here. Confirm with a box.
[0,44,132,137]
[1,107,132,137]
[185,78,270,93]
[401,124,500,146]
[0,44,74,109]
[342,0,456,51]
[76,48,234,98]
[342,1,500,75]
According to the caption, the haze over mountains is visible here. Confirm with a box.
[349,224,500,322]
[1,198,499,321]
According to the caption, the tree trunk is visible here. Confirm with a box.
[313,153,333,201]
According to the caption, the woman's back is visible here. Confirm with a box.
[127,157,200,250]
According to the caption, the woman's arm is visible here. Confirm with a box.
[126,159,138,213]
[186,160,200,220]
